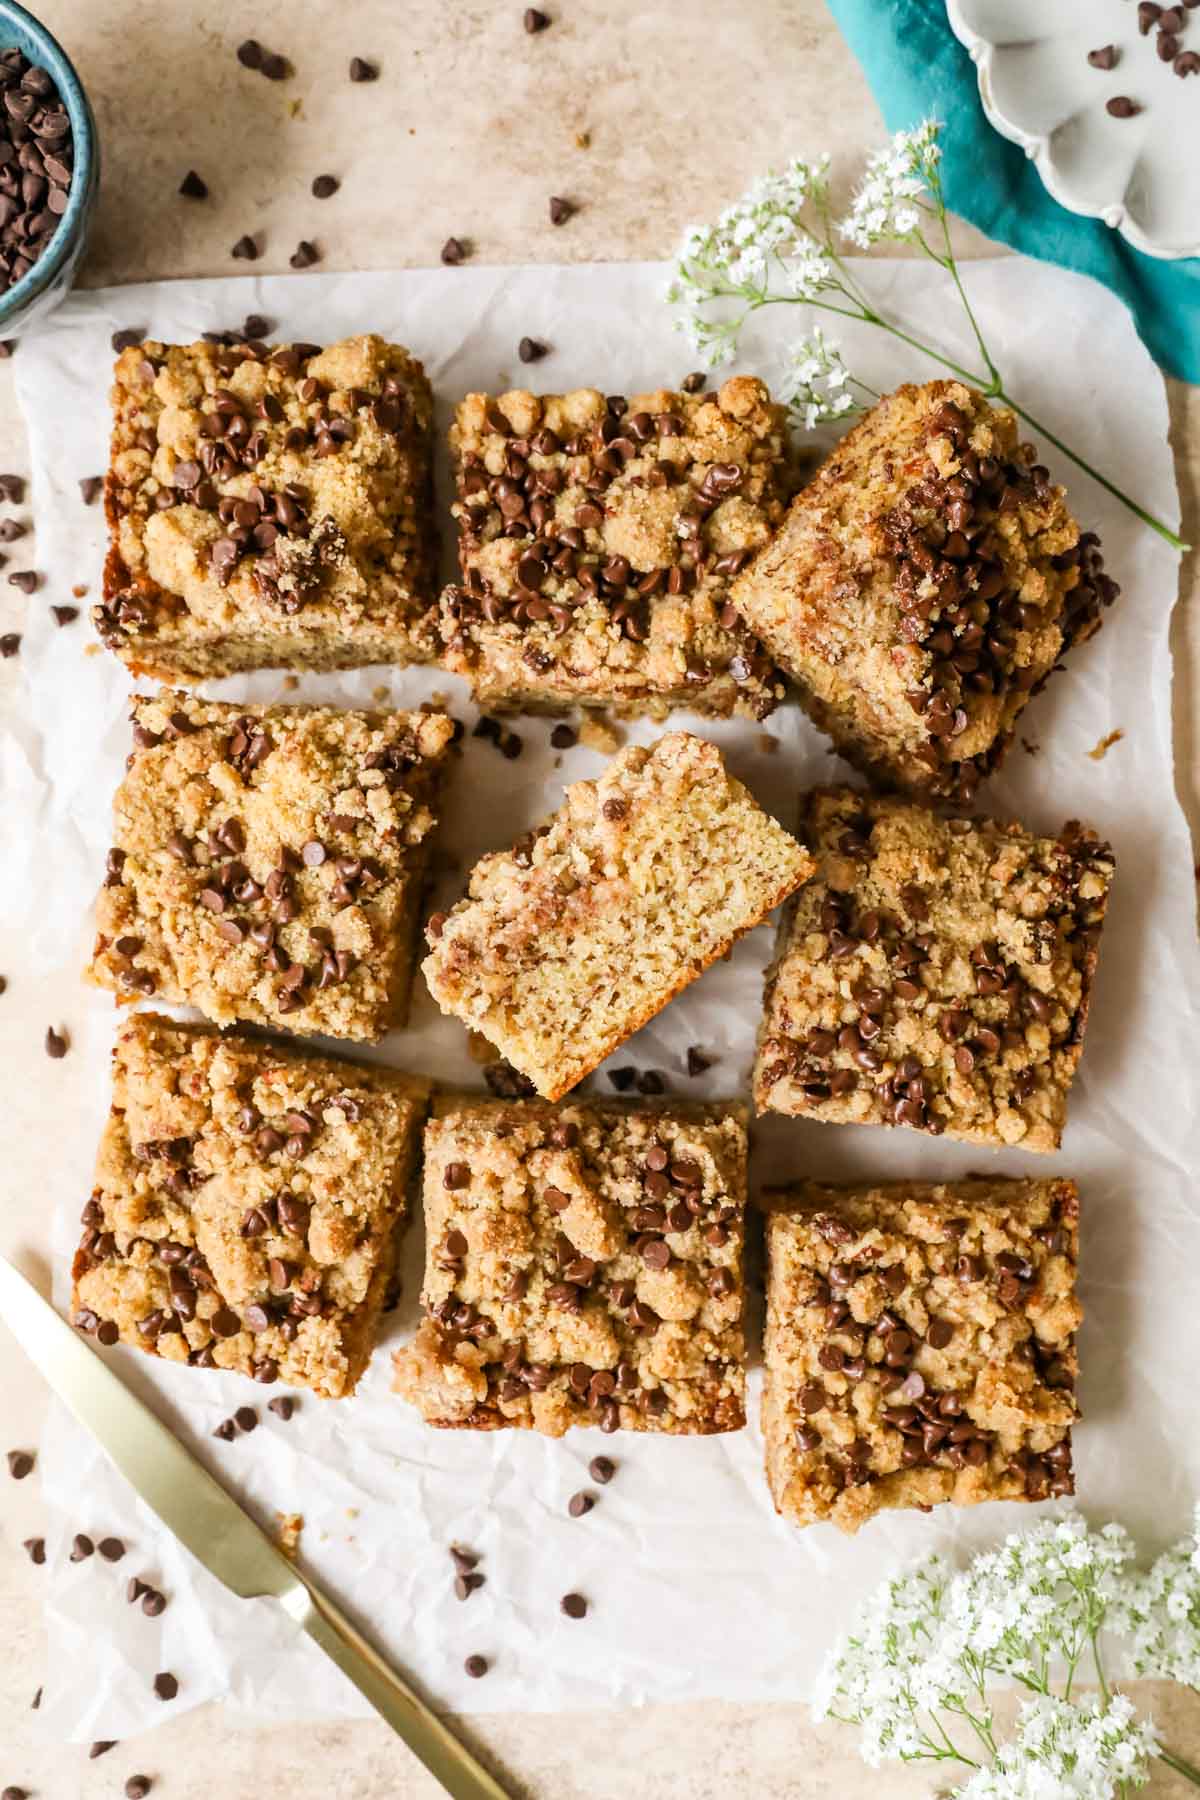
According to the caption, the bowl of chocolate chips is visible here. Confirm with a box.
[0,0,97,338]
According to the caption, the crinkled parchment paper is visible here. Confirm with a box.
[1,258,1195,1738]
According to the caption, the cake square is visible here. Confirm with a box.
[87,690,457,1042]
[95,333,438,679]
[392,1096,748,1435]
[731,380,1118,802]
[762,1177,1080,1534]
[754,787,1114,1151]
[437,376,791,719]
[423,731,814,1099]
[71,1014,431,1399]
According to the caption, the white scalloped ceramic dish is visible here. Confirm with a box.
[947,0,1200,260]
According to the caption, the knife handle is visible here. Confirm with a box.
[280,1580,512,1800]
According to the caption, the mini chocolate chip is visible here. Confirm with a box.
[23,1536,45,1563]
[89,1742,117,1759]
[141,1588,166,1617]
[70,1532,94,1560]
[550,723,577,748]
[1087,44,1118,68]
[179,169,208,199]
[568,1490,594,1517]
[8,569,37,593]
[112,329,144,352]
[548,195,574,225]
[52,605,79,627]
[98,1536,126,1562]
[588,1455,615,1484]
[234,1405,258,1433]
[236,39,263,67]
[441,236,467,265]
[44,1026,67,1058]
[561,1591,587,1618]
[349,56,378,81]
[518,336,549,363]
[261,52,289,79]
[231,234,259,261]
[79,475,103,504]
[464,1654,489,1678]
[0,633,20,657]
[125,1778,154,1799]
[6,1449,33,1479]
[607,1066,636,1091]
[455,1571,485,1600]
[312,174,340,200]
[524,7,550,29]
[268,1396,296,1420]
[153,1671,178,1701]
[212,1418,236,1441]
[289,240,320,269]
[1106,95,1140,116]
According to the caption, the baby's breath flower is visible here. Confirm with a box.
[955,1695,1158,1800]
[779,327,862,432]
[838,118,942,250]
[1111,1503,1200,1687]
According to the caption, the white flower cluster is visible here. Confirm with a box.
[666,155,839,369]
[959,1696,1158,1800]
[779,326,860,431]
[814,1515,1171,1797]
[839,118,942,249]
[1111,1503,1200,1688]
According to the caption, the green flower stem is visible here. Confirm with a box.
[1161,1747,1200,1788]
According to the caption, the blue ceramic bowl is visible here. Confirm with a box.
[0,0,97,339]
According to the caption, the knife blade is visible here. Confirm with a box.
[0,1256,510,1800]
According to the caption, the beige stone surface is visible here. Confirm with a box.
[1,0,1198,1793]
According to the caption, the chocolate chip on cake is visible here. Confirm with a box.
[548,195,575,225]
[312,174,339,198]
[441,236,467,264]
[179,170,208,199]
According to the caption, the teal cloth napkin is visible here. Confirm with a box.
[826,0,1200,383]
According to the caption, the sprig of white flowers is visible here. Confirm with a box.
[816,1511,1200,1797]
[666,121,1186,552]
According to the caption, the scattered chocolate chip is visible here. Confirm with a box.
[153,1671,178,1702]
[455,1571,485,1600]
[560,1592,587,1618]
[681,370,706,393]
[3,1786,29,1799]
[518,336,549,363]
[212,1417,235,1440]
[636,1070,665,1095]
[89,1742,117,1759]
[524,7,550,29]
[312,174,339,199]
[1087,44,1118,69]
[231,234,260,261]
[29,1690,39,1710]
[98,1536,126,1562]
[588,1456,615,1484]
[440,236,467,265]
[1176,49,1200,73]
[22,1537,44,1564]
[234,1405,258,1433]
[6,1449,32,1479]
[70,1532,94,1561]
[1106,95,1141,116]
[548,195,575,226]
[289,240,320,269]
[127,1576,148,1603]
[7,569,37,593]
[0,633,19,657]
[79,475,103,504]
[450,1546,479,1575]
[179,169,208,199]
[268,1396,296,1421]
[261,52,289,80]
[111,329,143,353]
[685,1046,712,1077]
[550,723,577,748]
[125,1778,153,1799]
[52,605,79,627]
[236,39,264,68]
[567,1490,594,1517]
[607,1066,636,1091]
[0,473,24,502]
[0,519,25,539]
[141,1588,166,1618]
[464,1654,489,1678]
[350,56,378,80]
[44,1026,67,1058]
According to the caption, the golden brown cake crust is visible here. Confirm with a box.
[730,380,1118,802]
[438,376,791,719]
[96,334,438,680]
[392,1096,748,1435]
[71,1014,430,1399]
[762,1177,1080,1534]
[753,786,1114,1151]
[422,732,814,1099]
[87,690,457,1041]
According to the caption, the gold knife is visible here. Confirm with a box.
[0,1255,510,1800]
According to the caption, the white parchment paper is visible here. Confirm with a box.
[2,258,1197,1740]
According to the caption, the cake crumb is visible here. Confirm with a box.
[72,583,89,598]
[282,673,300,690]
[574,129,591,149]
[275,1512,304,1559]
[1087,728,1124,761]
[578,715,622,754]
[373,684,389,702]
